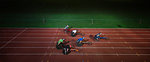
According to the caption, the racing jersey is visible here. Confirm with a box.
[64,25,69,29]
[58,39,63,44]
[77,38,83,43]
[72,30,77,33]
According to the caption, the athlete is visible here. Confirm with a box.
[62,45,78,55]
[94,32,108,40]
[77,37,85,43]
[71,30,78,37]
[56,38,69,49]
[64,25,69,30]
[64,25,71,33]
[76,37,85,47]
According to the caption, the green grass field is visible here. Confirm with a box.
[1,11,149,28]
[0,0,150,28]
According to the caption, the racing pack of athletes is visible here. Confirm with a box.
[56,38,79,55]
[56,25,109,55]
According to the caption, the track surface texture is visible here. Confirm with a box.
[0,28,150,62]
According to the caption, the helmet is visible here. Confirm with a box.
[72,30,77,33]
[100,33,102,35]
[82,37,85,39]
[99,32,102,35]
[62,38,65,40]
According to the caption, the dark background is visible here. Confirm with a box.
[1,0,149,12]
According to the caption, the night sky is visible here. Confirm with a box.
[0,0,149,10]
[0,0,149,17]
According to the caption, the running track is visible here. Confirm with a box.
[0,28,150,62]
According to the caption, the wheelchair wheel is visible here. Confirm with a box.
[71,32,77,37]
[76,42,83,47]
[56,44,63,49]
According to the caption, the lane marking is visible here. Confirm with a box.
[1,33,150,36]
[1,30,150,32]
[1,28,150,29]
[1,41,150,44]
[111,47,114,49]
[136,52,140,56]
[0,53,150,56]
[116,52,119,56]
[1,33,150,38]
[0,28,27,50]
[124,42,127,44]
[1,37,150,39]
[129,47,133,49]
[1,47,150,49]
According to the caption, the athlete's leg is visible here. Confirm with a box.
[99,37,107,39]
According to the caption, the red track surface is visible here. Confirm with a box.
[0,28,150,62]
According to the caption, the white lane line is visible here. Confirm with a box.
[0,28,27,50]
[1,37,150,39]
[1,30,150,32]
[1,28,150,29]
[72,28,150,29]
[70,53,150,56]
[1,47,150,49]
[0,53,150,56]
[1,33,150,35]
[40,28,59,62]
[87,30,150,32]
[0,41,150,44]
